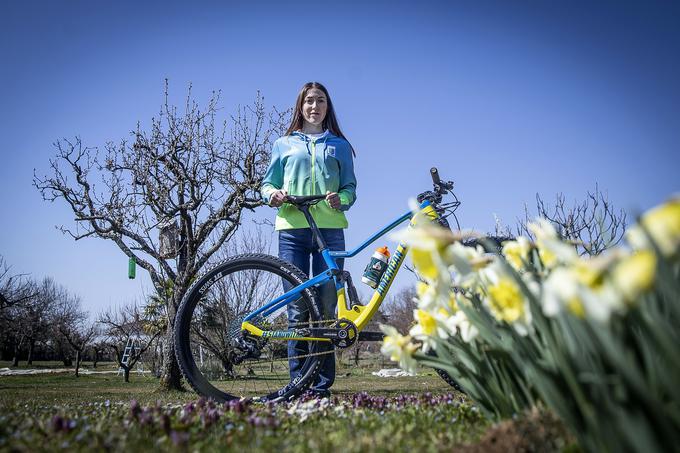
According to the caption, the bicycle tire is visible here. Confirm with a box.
[425,349,465,393]
[435,368,464,393]
[174,253,324,402]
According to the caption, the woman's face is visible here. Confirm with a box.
[301,88,328,127]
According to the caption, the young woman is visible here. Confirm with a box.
[260,82,357,397]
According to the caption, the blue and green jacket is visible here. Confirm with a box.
[261,131,357,230]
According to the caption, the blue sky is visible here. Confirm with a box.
[1,1,678,317]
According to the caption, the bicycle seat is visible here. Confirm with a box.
[285,194,326,207]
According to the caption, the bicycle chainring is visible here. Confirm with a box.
[331,318,358,349]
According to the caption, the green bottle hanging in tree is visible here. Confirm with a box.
[128,257,136,279]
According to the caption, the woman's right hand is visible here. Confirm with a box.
[269,189,288,207]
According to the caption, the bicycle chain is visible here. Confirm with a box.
[228,318,363,364]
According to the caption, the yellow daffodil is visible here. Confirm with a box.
[411,248,440,280]
[502,237,532,271]
[486,278,525,324]
[627,197,680,258]
[611,250,656,303]
[414,309,437,335]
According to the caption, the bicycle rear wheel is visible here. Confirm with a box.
[174,254,326,402]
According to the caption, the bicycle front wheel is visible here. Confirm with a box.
[174,254,325,402]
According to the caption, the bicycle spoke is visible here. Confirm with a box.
[177,255,327,401]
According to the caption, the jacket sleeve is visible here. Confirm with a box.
[260,141,283,204]
[338,144,357,211]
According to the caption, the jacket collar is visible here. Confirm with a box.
[292,130,332,142]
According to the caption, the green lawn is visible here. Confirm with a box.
[0,364,572,452]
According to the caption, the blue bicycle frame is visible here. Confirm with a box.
[240,200,439,340]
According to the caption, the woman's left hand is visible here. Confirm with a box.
[326,191,341,210]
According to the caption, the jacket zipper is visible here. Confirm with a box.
[311,139,316,195]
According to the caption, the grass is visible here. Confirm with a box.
[0,362,573,452]
[0,361,451,406]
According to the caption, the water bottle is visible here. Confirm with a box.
[362,246,390,288]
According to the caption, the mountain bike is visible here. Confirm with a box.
[174,168,462,402]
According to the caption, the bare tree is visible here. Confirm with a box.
[53,292,95,377]
[517,185,627,256]
[34,83,288,390]
[99,303,161,383]
[0,256,36,312]
[4,277,58,367]
[382,287,418,335]
[90,334,109,369]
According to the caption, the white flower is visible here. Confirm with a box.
[445,310,478,343]
[541,259,624,323]
[409,308,455,351]
[445,242,491,289]
[380,324,419,373]
[528,219,578,268]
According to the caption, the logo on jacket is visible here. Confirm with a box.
[326,146,336,157]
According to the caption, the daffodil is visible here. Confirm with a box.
[445,242,491,290]
[409,308,456,351]
[627,197,680,258]
[502,237,532,271]
[611,250,656,303]
[380,324,419,373]
[444,310,478,343]
[392,222,455,284]
[542,264,623,323]
[414,309,437,335]
[528,219,578,269]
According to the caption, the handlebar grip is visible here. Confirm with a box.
[430,167,441,185]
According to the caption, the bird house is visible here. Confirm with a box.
[159,219,179,258]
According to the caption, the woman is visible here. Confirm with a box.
[260,82,357,397]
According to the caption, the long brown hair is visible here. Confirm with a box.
[285,82,355,156]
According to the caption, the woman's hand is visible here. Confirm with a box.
[326,191,341,210]
[270,189,288,207]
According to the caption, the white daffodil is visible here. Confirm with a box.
[541,257,624,323]
[444,310,478,343]
[528,219,578,268]
[414,279,457,314]
[445,241,492,290]
[380,324,419,373]
[409,308,456,351]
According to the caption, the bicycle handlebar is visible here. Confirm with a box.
[430,167,442,186]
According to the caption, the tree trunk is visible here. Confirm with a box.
[75,350,81,377]
[159,331,183,390]
[12,347,20,367]
[12,337,24,367]
[27,338,35,365]
[159,298,183,391]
